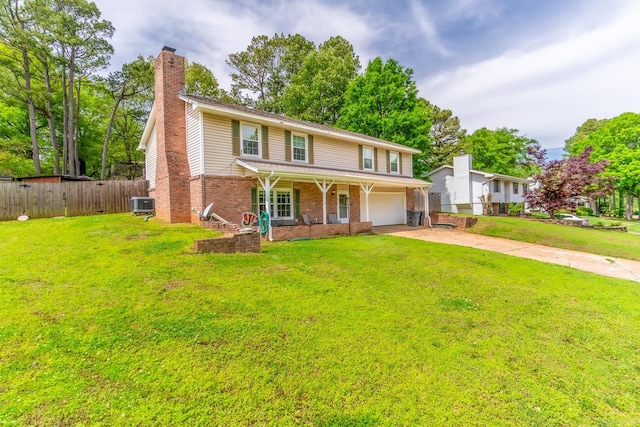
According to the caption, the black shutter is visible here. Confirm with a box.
[285,130,292,162]
[231,120,240,156]
[374,148,378,172]
[308,135,314,164]
[261,126,269,159]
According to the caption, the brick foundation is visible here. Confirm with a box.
[431,213,478,229]
[194,231,261,253]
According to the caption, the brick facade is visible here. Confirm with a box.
[201,175,255,225]
[153,48,191,223]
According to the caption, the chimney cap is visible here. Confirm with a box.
[161,46,176,53]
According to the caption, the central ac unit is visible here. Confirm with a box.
[131,197,155,213]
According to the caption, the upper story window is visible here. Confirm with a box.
[523,183,529,195]
[390,152,399,174]
[241,123,260,156]
[292,134,307,162]
[513,182,519,194]
[363,146,374,170]
[493,180,501,193]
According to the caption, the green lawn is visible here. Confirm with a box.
[467,216,640,261]
[1,214,640,425]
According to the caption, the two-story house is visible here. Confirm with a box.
[138,47,431,238]
[427,154,532,215]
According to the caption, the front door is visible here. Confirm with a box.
[337,190,349,223]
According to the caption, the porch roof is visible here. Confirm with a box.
[236,159,431,188]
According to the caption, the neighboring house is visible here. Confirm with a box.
[427,154,532,215]
[138,47,431,238]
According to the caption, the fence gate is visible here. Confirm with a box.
[0,180,149,221]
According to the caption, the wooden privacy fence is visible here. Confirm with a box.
[413,190,442,213]
[0,180,149,221]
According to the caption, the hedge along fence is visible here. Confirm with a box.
[0,180,149,221]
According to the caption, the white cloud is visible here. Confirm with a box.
[420,1,640,148]
[95,0,380,88]
[409,0,451,57]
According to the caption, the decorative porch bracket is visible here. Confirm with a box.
[416,187,432,227]
[359,182,375,222]
[258,173,281,241]
[314,179,335,225]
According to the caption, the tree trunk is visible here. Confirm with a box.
[43,64,60,175]
[101,96,122,179]
[625,195,633,220]
[66,53,76,176]
[73,77,82,175]
[20,46,41,175]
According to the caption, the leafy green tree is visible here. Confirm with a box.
[336,57,431,177]
[226,33,315,112]
[568,112,640,219]
[48,0,114,176]
[423,99,466,171]
[462,127,541,177]
[0,102,33,176]
[0,0,42,173]
[282,36,360,125]
[99,55,153,179]
[564,118,609,154]
[184,61,236,103]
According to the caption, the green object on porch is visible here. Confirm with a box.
[259,211,270,235]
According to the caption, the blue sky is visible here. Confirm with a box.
[93,0,640,153]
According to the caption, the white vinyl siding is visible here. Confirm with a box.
[186,104,202,176]
[311,135,361,170]
[145,122,157,189]
[400,152,412,177]
[202,114,245,175]
[198,110,415,176]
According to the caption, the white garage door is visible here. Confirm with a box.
[360,192,406,226]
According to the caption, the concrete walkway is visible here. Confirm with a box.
[374,225,640,283]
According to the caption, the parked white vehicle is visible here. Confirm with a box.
[555,213,589,226]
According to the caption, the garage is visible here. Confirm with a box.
[360,191,406,226]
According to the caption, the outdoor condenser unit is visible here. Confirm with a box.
[130,197,155,213]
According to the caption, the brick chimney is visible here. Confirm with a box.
[153,47,191,223]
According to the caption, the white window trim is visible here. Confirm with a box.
[241,122,261,157]
[493,180,501,193]
[390,151,399,174]
[292,133,308,163]
[513,182,519,194]
[363,146,374,171]
[258,188,293,219]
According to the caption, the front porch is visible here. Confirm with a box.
[270,221,373,240]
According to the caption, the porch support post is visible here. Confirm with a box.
[314,179,334,224]
[417,187,432,227]
[359,182,374,222]
[258,173,281,241]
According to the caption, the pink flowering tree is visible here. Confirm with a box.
[525,147,615,218]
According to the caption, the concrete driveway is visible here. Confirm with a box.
[374,225,640,283]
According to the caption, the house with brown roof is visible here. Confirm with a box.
[138,47,432,240]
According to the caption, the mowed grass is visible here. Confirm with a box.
[1,214,640,425]
[467,216,640,261]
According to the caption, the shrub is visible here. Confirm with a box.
[576,207,594,217]
[508,203,524,216]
